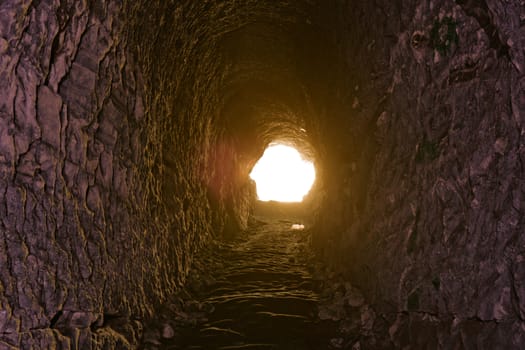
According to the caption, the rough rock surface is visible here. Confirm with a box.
[0,0,254,347]
[1,0,524,348]
[314,0,525,347]
[143,217,341,349]
[0,1,147,347]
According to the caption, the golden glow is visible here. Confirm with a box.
[249,144,316,202]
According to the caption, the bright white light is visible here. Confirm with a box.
[291,224,305,230]
[249,144,316,202]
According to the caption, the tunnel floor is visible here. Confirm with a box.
[142,213,352,349]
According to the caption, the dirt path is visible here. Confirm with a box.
[156,217,340,349]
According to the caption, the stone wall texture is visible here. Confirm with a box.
[314,0,525,347]
[1,0,524,348]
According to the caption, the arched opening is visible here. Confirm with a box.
[249,142,316,202]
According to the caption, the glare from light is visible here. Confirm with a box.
[249,144,316,202]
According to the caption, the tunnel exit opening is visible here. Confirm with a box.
[249,143,316,203]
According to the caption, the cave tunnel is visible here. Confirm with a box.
[1,0,525,349]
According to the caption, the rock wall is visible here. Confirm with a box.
[0,1,145,348]
[314,0,525,346]
[0,0,253,348]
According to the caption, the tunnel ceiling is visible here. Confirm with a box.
[131,0,346,163]
[214,9,343,164]
[125,0,354,211]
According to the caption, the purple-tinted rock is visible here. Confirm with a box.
[37,86,63,150]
